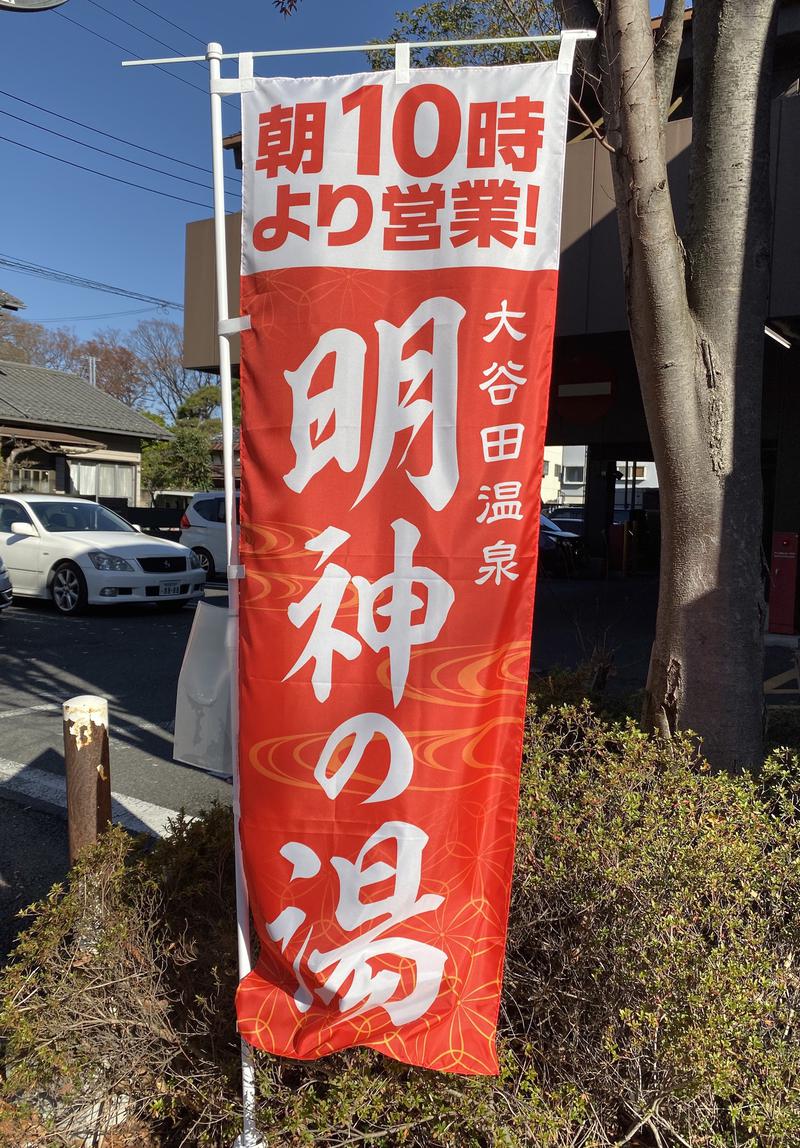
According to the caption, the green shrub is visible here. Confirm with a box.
[2,702,799,1147]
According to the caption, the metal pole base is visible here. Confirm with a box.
[233,1137,266,1148]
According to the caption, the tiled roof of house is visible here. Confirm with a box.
[0,359,170,441]
[209,427,240,451]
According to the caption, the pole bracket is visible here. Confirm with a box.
[394,42,411,85]
[557,30,582,75]
[212,75,255,95]
[219,316,252,336]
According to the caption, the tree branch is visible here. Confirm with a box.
[654,0,686,121]
[502,0,615,152]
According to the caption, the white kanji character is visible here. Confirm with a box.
[265,841,323,1014]
[285,520,454,706]
[475,541,519,585]
[358,296,466,511]
[314,712,414,804]
[283,328,366,493]
[354,519,455,706]
[482,299,527,343]
[480,360,527,405]
[476,481,524,524]
[284,528,359,703]
[284,297,466,512]
[308,821,446,1023]
[480,423,525,462]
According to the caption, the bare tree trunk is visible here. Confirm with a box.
[600,0,778,768]
[0,441,38,493]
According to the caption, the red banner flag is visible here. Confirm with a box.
[236,61,570,1074]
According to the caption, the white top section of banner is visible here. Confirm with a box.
[241,61,570,276]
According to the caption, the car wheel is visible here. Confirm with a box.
[51,562,88,616]
[193,548,215,579]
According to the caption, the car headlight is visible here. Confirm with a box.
[88,551,134,572]
[188,550,202,570]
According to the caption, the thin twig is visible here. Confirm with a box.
[500,0,615,152]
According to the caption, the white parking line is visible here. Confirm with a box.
[0,703,173,734]
[0,755,181,838]
[0,703,60,720]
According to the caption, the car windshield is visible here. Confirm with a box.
[31,501,135,533]
[540,514,564,533]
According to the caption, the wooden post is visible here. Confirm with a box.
[63,695,112,864]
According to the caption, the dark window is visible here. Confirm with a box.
[0,499,35,533]
[564,466,585,483]
[194,498,223,522]
[31,501,134,533]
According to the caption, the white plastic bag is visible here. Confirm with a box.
[173,600,233,777]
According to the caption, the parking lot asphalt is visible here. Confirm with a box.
[0,585,233,822]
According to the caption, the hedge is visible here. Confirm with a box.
[1,697,799,1147]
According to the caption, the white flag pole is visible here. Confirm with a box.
[123,30,596,69]
[206,41,264,1148]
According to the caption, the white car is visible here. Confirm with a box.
[0,494,205,616]
[0,552,12,614]
[179,491,238,580]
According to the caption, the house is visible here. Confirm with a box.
[540,446,563,504]
[0,291,23,313]
[209,427,241,489]
[0,359,170,507]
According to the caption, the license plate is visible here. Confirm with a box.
[160,582,181,597]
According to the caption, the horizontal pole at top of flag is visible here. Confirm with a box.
[121,30,596,68]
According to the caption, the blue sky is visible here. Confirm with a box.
[0,1,666,340]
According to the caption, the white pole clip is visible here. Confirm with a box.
[395,42,411,85]
[219,316,252,337]
[557,30,583,76]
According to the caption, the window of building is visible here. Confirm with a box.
[69,460,136,505]
[554,464,562,478]
[10,467,55,493]
[618,463,648,481]
[564,466,585,483]
[542,460,550,476]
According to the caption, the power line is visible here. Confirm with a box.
[0,131,212,210]
[54,10,208,97]
[127,0,207,51]
[0,88,241,186]
[0,105,235,198]
[84,0,207,74]
[0,253,182,309]
[35,306,163,323]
